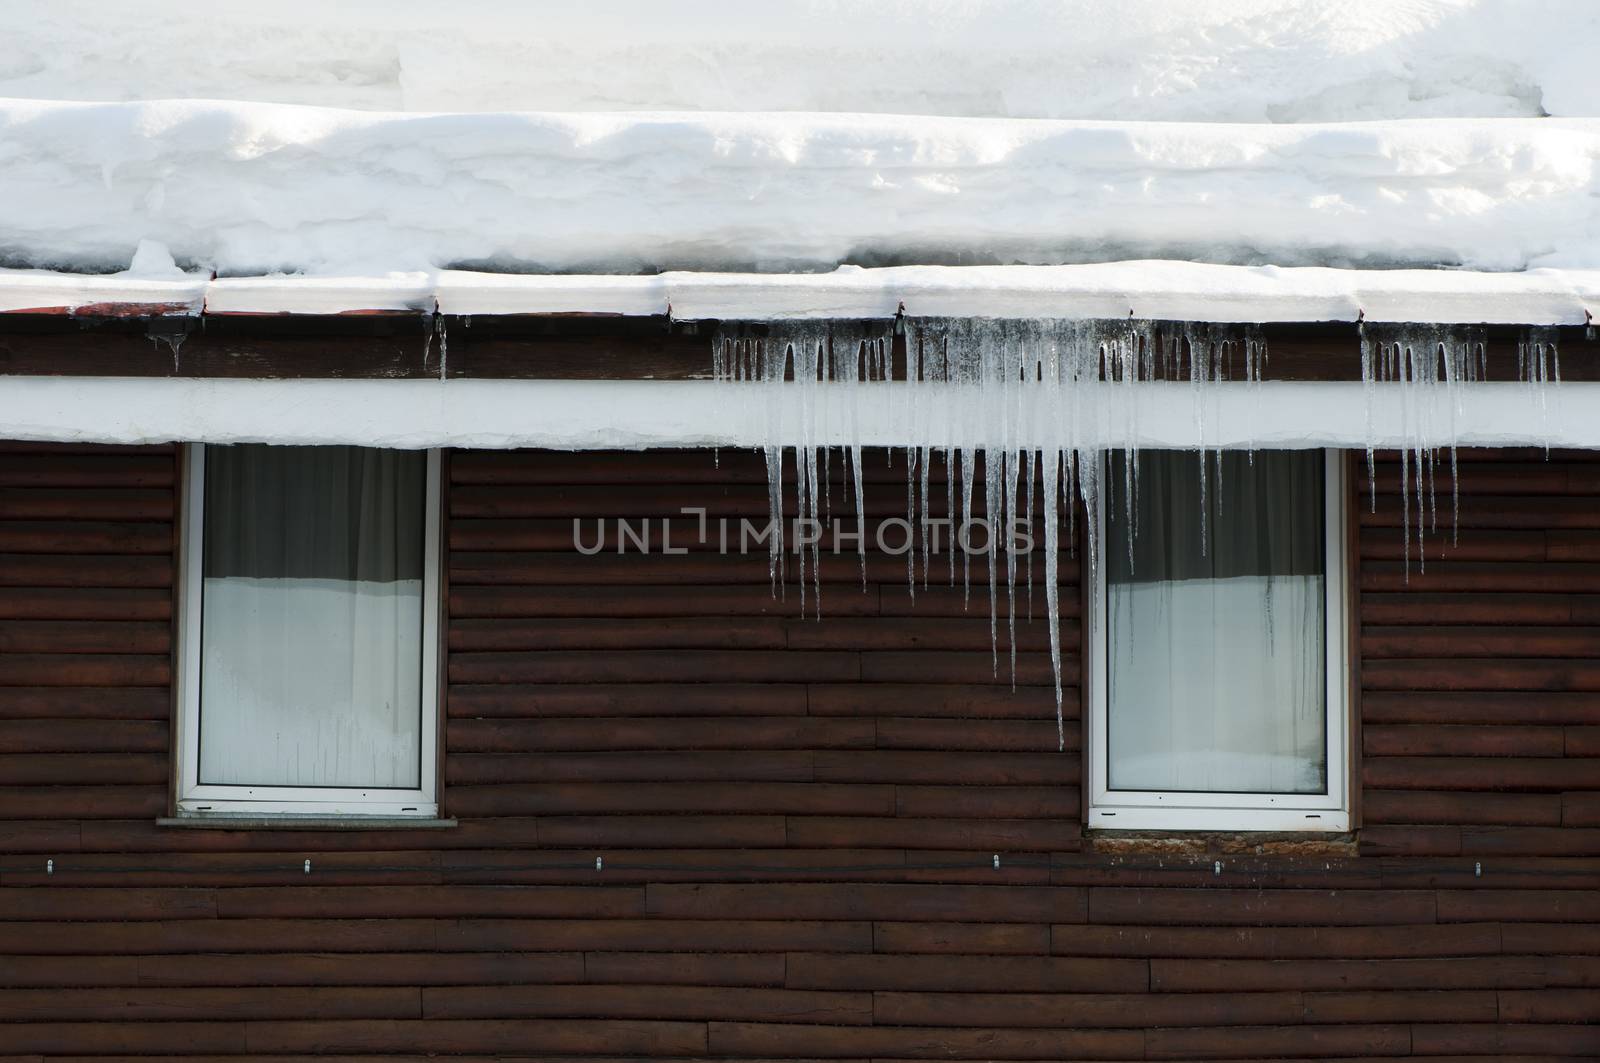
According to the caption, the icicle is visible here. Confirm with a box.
[716,315,1279,753]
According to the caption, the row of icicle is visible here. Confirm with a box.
[714,318,1562,749]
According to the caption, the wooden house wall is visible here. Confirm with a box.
[0,441,1595,1059]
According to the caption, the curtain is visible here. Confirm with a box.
[1106,450,1326,794]
[198,445,426,789]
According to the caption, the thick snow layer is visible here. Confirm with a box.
[2,100,1598,276]
[1,377,1595,450]
[2,1,1596,122]
[4,263,1596,326]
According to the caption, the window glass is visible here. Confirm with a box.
[1106,450,1326,795]
[198,445,427,789]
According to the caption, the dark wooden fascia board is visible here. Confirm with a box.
[0,315,1594,382]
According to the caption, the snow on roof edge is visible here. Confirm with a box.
[1,263,1596,327]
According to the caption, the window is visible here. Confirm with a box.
[1088,449,1348,831]
[176,444,440,817]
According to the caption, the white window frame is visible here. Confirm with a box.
[174,443,442,818]
[1087,449,1349,832]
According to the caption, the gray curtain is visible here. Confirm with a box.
[204,445,424,581]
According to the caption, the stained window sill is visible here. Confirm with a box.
[157,815,457,831]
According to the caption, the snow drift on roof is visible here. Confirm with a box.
[3,0,1596,122]
[2,100,1598,278]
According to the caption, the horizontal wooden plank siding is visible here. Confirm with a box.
[0,443,1596,1059]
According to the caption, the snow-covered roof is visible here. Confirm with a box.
[2,3,1597,330]
[8,1,1596,122]
[3,263,1596,326]
[2,101,1598,279]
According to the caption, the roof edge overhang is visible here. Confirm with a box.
[2,261,1597,326]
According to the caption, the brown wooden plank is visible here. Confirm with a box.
[0,554,171,589]
[0,786,167,819]
[1496,987,1600,1022]
[450,617,789,651]
[1362,625,1600,658]
[1501,922,1600,955]
[787,617,1058,652]
[530,815,788,848]
[448,649,861,684]
[0,588,171,622]
[1152,955,1600,992]
[1363,757,1600,791]
[0,986,420,1022]
[447,717,873,752]
[1301,988,1498,1023]
[1144,1024,1411,1060]
[707,1021,1144,1060]
[1365,462,1573,496]
[0,654,169,687]
[1087,887,1436,926]
[1362,789,1563,825]
[1362,724,1566,757]
[1436,889,1600,922]
[211,885,644,920]
[0,1021,246,1054]
[1460,825,1600,856]
[0,951,581,988]
[875,921,1051,955]
[423,984,871,1024]
[808,683,1069,719]
[1362,691,1600,725]
[0,455,173,488]
[1566,725,1600,756]
[0,753,167,785]
[1364,657,1600,691]
[450,551,1068,587]
[895,785,1079,819]
[875,989,1303,1028]
[0,918,434,955]
[784,816,1080,851]
[437,781,893,815]
[436,847,983,886]
[1361,591,1583,625]
[451,583,882,619]
[1362,560,1600,593]
[859,651,1061,684]
[0,618,171,654]
[445,751,814,784]
[0,720,167,754]
[0,887,214,921]
[1566,791,1600,827]
[1410,1022,1600,1055]
[241,1018,709,1056]
[1359,529,1547,562]
[0,489,172,521]
[0,820,81,853]
[645,883,1085,923]
[873,718,1072,752]
[1362,496,1600,529]
[437,918,872,954]
[814,751,1079,786]
[582,952,784,988]
[0,521,171,555]
[0,688,170,721]
[1051,922,1499,959]
[448,683,809,718]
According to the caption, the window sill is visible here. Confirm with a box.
[1087,829,1358,858]
[157,815,458,831]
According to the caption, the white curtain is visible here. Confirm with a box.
[198,445,426,789]
[1106,451,1326,795]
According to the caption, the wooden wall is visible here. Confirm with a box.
[0,441,1595,1059]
